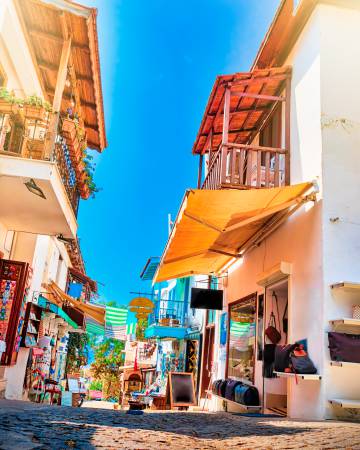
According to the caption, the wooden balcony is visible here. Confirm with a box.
[194,67,291,190]
[0,111,80,214]
[202,143,287,190]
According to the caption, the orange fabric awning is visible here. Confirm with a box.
[154,183,314,283]
[47,281,105,325]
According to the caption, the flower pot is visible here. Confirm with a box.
[0,99,18,115]
[68,136,83,163]
[23,105,47,121]
[79,184,90,200]
[62,118,77,141]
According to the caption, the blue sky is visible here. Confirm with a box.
[78,0,280,305]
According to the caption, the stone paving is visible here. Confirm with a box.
[0,400,360,449]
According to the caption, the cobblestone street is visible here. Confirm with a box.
[0,401,360,449]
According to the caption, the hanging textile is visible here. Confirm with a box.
[105,306,128,340]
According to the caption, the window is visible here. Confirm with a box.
[227,294,257,383]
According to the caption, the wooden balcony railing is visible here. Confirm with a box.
[0,112,80,214]
[202,143,288,190]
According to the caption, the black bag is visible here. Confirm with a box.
[214,380,223,395]
[274,344,297,372]
[290,352,317,374]
[328,332,360,363]
[225,379,242,401]
[219,380,228,398]
[212,380,219,394]
[234,384,260,406]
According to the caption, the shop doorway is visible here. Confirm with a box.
[200,325,215,398]
[263,278,289,416]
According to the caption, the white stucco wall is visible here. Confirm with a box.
[0,0,43,96]
[211,7,325,419]
[212,2,360,420]
[0,222,13,258]
[317,2,360,419]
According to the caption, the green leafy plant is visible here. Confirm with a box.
[89,379,103,391]
[0,89,52,112]
[83,151,100,197]
[0,87,16,103]
[91,338,125,400]
[65,332,89,375]
[23,94,52,112]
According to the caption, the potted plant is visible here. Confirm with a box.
[23,95,51,121]
[0,87,18,115]
[62,118,77,141]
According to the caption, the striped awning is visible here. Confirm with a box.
[105,306,128,340]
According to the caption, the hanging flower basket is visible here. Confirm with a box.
[79,182,90,200]
[77,172,91,200]
[23,105,47,121]
[68,137,83,163]
[62,118,77,141]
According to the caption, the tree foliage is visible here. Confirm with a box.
[91,338,125,400]
[65,332,89,375]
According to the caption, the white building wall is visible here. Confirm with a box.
[0,0,43,96]
[212,2,360,420]
[212,8,326,419]
[318,2,360,419]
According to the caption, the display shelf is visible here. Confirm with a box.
[211,393,261,411]
[329,318,360,334]
[329,399,360,409]
[330,318,360,327]
[274,371,322,380]
[330,361,360,368]
[330,282,360,294]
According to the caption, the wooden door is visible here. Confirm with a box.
[201,326,215,398]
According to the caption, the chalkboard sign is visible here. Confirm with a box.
[166,372,196,408]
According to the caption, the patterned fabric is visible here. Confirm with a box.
[86,318,105,336]
[105,306,127,340]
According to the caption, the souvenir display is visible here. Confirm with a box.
[0,260,30,365]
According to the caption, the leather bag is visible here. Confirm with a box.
[274,344,297,372]
[265,292,281,344]
[328,332,360,363]
[225,379,242,401]
[234,384,260,406]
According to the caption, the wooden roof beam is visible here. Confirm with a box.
[222,72,290,88]
[28,27,90,54]
[207,105,271,117]
[230,91,285,102]
[200,127,257,138]
[47,88,96,109]
[38,59,92,82]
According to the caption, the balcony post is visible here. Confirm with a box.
[284,76,291,185]
[44,37,72,160]
[222,88,230,146]
[197,154,203,189]
[219,87,231,186]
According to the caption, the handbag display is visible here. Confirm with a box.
[274,344,297,372]
[234,384,260,406]
[224,379,242,401]
[290,346,317,374]
[328,332,360,363]
[265,292,281,344]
